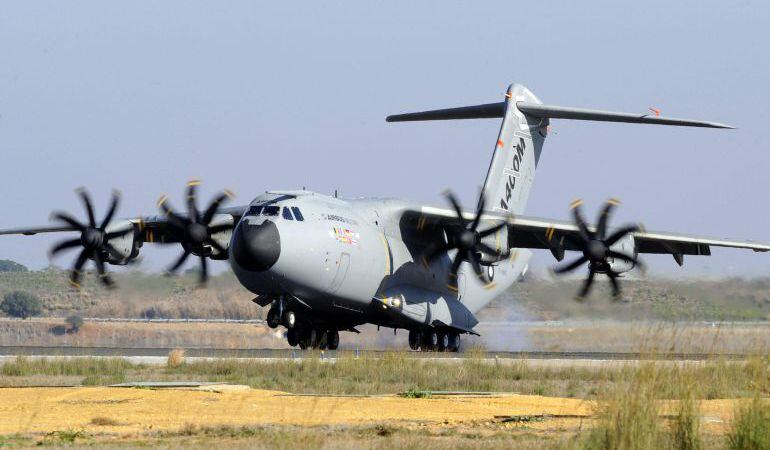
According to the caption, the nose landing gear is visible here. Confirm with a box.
[265,301,338,350]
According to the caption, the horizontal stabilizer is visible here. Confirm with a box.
[516,103,734,129]
[386,102,505,122]
[387,101,733,129]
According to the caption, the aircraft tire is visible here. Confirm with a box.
[318,330,329,350]
[308,328,318,349]
[266,308,281,329]
[448,333,460,352]
[408,330,419,350]
[287,328,298,347]
[437,332,449,352]
[297,327,308,349]
[282,310,297,329]
[327,330,339,350]
[422,330,438,352]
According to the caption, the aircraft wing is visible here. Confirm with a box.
[0,205,249,244]
[410,205,770,263]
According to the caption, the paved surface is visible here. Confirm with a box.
[0,346,751,362]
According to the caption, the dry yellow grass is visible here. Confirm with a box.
[0,386,593,436]
[0,385,754,439]
[167,348,185,367]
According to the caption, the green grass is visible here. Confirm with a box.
[0,356,133,378]
[727,394,770,450]
[400,388,433,398]
[1,354,766,400]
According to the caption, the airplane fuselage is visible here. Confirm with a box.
[228,190,530,334]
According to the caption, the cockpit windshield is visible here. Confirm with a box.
[263,205,280,216]
[248,204,304,221]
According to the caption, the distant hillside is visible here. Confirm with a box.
[0,269,768,321]
[481,275,770,322]
[0,260,28,273]
[0,269,259,320]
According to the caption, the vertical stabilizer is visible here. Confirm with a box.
[480,84,548,215]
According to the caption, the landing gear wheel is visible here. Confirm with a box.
[437,332,449,352]
[408,330,419,350]
[318,330,329,350]
[422,330,438,352]
[266,307,280,329]
[308,328,318,349]
[282,310,296,329]
[297,328,308,349]
[448,333,460,353]
[327,330,339,350]
[287,328,298,347]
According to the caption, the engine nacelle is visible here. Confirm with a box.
[607,233,636,274]
[208,214,234,260]
[478,225,510,264]
[104,220,141,265]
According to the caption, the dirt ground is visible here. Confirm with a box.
[0,386,743,445]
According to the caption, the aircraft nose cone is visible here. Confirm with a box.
[231,220,281,272]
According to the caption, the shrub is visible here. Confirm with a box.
[673,392,701,450]
[0,259,28,272]
[728,394,770,450]
[65,314,84,332]
[167,349,186,368]
[585,363,662,450]
[1,291,43,319]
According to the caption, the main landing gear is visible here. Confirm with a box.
[266,304,339,350]
[287,327,339,350]
[408,329,460,352]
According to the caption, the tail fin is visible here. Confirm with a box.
[387,83,733,214]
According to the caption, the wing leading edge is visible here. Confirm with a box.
[412,206,770,261]
[0,205,249,244]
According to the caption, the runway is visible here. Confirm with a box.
[0,346,751,361]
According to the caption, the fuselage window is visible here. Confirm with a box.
[291,207,305,221]
[282,207,294,220]
[263,205,280,216]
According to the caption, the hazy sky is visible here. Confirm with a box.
[1,1,768,276]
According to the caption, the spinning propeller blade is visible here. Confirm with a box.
[158,180,235,285]
[49,188,129,289]
[552,199,643,300]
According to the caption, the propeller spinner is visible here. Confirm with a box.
[552,198,642,300]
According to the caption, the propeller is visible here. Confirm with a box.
[49,188,130,289]
[157,180,234,284]
[552,198,642,300]
[424,191,510,285]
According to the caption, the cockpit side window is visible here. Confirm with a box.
[248,205,263,216]
[282,207,294,220]
[263,205,280,216]
[291,207,304,221]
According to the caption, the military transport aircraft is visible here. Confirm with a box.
[2,83,768,352]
